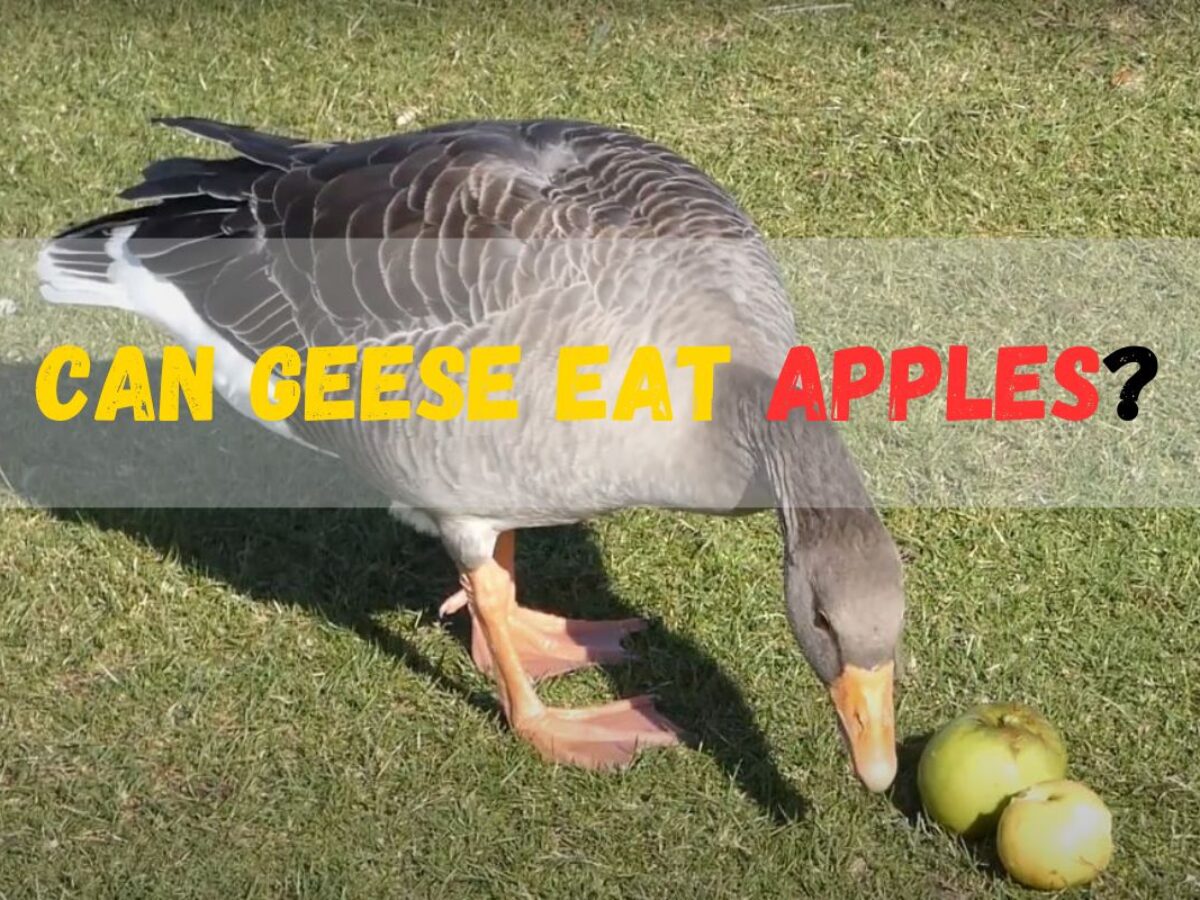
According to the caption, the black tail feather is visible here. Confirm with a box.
[151,116,310,168]
[52,205,152,241]
[120,156,265,202]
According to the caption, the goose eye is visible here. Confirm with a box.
[814,609,835,638]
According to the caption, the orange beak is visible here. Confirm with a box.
[829,661,896,793]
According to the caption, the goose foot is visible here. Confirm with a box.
[514,695,683,770]
[440,589,646,680]
[459,547,682,771]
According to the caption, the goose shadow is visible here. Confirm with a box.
[888,730,931,825]
[0,358,808,824]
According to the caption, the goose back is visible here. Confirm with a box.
[40,118,798,525]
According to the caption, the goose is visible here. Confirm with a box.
[38,117,905,792]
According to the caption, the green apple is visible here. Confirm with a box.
[917,703,1067,838]
[997,779,1113,890]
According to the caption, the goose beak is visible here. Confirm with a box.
[829,661,896,793]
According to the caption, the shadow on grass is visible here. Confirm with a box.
[0,360,808,823]
[61,509,809,824]
[888,730,931,824]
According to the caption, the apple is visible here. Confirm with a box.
[997,779,1113,890]
[917,703,1068,838]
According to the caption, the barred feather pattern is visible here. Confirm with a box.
[39,117,827,560]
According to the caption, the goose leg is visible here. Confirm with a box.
[463,552,682,770]
[440,531,646,680]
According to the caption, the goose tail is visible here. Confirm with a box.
[37,210,147,310]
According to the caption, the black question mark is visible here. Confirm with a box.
[1102,346,1158,421]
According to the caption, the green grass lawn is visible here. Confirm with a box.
[3,1,1200,896]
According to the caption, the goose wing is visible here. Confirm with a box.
[108,118,760,354]
[41,119,790,477]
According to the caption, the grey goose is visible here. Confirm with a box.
[38,117,904,791]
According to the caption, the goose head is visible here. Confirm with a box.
[781,505,904,793]
[734,369,905,793]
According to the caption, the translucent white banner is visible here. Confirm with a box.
[0,239,1193,509]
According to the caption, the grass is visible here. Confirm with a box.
[2,0,1200,896]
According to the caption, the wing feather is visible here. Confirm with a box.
[43,116,785,468]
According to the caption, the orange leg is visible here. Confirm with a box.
[440,532,646,681]
[461,538,682,770]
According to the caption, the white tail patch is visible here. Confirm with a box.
[37,225,326,454]
[37,227,135,310]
